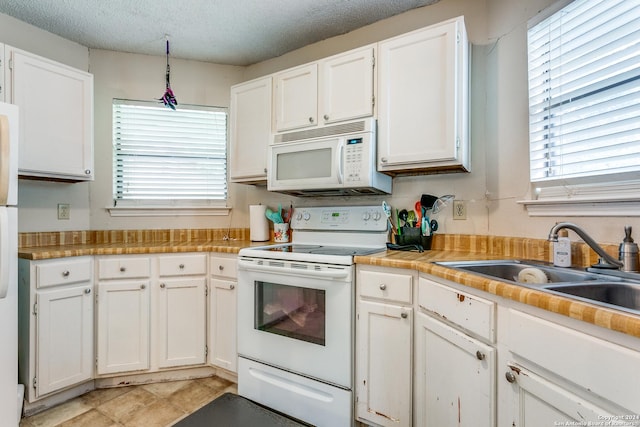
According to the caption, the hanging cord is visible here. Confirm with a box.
[160,39,178,109]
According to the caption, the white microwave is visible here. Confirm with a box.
[267,119,392,196]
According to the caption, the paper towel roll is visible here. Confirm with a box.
[250,205,270,242]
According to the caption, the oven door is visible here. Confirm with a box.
[237,258,353,388]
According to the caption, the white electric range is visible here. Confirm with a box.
[237,205,388,427]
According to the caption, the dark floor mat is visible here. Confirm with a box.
[173,393,312,427]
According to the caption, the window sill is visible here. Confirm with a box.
[518,198,640,217]
[107,205,231,217]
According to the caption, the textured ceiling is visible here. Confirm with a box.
[0,0,440,66]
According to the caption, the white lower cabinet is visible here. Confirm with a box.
[499,308,640,425]
[97,254,209,375]
[18,257,94,402]
[356,266,415,427]
[156,277,206,368]
[96,255,151,375]
[96,280,150,375]
[415,276,496,427]
[209,254,238,372]
[414,313,495,427]
[358,268,640,427]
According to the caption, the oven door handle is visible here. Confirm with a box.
[238,260,350,280]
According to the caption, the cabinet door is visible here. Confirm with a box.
[377,18,468,173]
[274,63,318,132]
[321,46,375,124]
[97,281,150,375]
[356,300,412,427]
[230,77,272,182]
[415,312,495,427]
[8,47,93,181]
[36,284,93,397]
[504,363,617,426]
[209,279,237,372]
[157,277,206,368]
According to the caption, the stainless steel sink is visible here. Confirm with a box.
[436,260,640,315]
[436,260,611,285]
[545,282,640,315]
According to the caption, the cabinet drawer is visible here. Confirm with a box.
[359,269,413,304]
[419,277,495,342]
[158,254,207,277]
[98,257,150,279]
[36,258,92,289]
[211,256,238,279]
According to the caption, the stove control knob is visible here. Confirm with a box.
[303,212,311,221]
[372,211,382,221]
[296,212,303,221]
[362,212,371,221]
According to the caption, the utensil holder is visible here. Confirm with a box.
[394,227,432,250]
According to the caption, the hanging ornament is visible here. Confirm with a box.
[159,39,178,110]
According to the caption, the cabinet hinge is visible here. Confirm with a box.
[96,357,98,369]
[372,54,375,68]
[372,95,375,108]
[8,58,13,70]
[205,345,208,357]
[32,302,37,316]
[33,377,37,389]
[205,285,208,297]
[456,136,460,150]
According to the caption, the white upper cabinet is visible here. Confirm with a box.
[5,46,94,181]
[377,16,469,175]
[229,76,272,183]
[273,45,376,133]
[273,63,318,132]
[320,45,375,125]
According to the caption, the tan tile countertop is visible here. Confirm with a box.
[19,230,640,338]
[355,241,640,339]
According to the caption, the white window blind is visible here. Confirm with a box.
[528,0,640,184]
[113,100,227,202]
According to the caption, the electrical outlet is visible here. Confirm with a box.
[453,200,466,220]
[57,203,70,220]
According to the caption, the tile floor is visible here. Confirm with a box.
[19,376,237,427]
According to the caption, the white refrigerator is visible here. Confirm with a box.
[0,101,20,426]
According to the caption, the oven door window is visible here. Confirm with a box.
[255,281,326,346]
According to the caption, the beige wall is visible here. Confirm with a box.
[4,0,638,244]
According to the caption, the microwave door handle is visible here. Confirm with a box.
[337,140,344,184]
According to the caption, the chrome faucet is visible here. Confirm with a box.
[548,222,623,270]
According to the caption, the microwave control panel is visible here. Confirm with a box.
[345,137,366,182]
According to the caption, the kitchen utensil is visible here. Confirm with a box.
[398,209,409,226]
[414,201,422,225]
[407,210,417,227]
[430,219,438,232]
[396,209,402,235]
[382,201,397,234]
[432,194,455,214]
[265,207,283,223]
[420,194,438,211]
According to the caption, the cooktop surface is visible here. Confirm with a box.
[260,244,385,256]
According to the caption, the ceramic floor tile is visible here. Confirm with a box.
[20,376,237,427]
[58,409,118,427]
[140,380,191,398]
[79,386,131,407]
[26,399,93,427]
[167,381,222,413]
[193,375,233,391]
[119,400,184,427]
[97,387,158,422]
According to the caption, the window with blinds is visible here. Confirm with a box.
[527,0,640,185]
[113,100,227,203]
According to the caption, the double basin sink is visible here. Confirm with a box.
[436,260,640,316]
